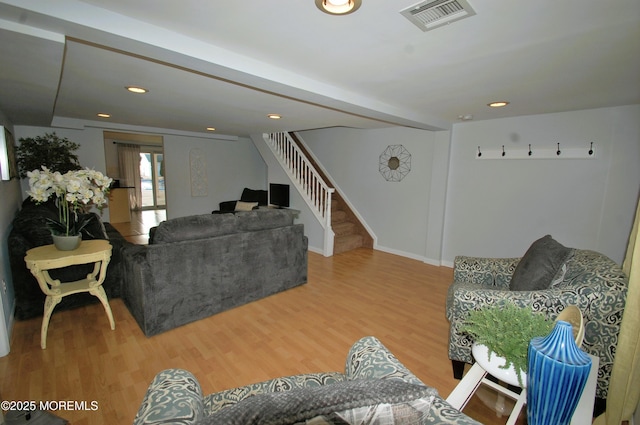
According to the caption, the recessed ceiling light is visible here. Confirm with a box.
[97,113,111,118]
[206,127,216,131]
[488,101,510,108]
[315,0,362,15]
[126,86,148,94]
[267,114,282,120]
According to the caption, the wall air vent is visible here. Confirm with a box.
[400,0,476,32]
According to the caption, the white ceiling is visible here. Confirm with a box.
[0,0,638,139]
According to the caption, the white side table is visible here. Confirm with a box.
[24,240,114,349]
[446,346,599,424]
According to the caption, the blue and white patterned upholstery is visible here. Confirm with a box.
[205,372,347,414]
[133,369,204,425]
[345,336,425,385]
[133,336,481,424]
[446,249,628,400]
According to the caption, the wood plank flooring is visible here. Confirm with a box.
[110,210,166,245]
[0,214,526,424]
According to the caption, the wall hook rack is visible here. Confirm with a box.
[475,142,597,160]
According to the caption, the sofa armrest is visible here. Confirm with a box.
[446,283,569,365]
[133,369,204,425]
[121,244,153,335]
[453,256,519,288]
[344,336,424,385]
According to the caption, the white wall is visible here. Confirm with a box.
[300,126,441,261]
[442,105,640,265]
[297,105,639,266]
[162,135,265,219]
[0,112,21,356]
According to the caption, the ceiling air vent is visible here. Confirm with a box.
[400,0,476,32]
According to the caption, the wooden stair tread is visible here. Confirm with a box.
[332,221,356,236]
[332,210,348,223]
[334,234,364,254]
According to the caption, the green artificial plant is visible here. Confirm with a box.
[15,132,81,178]
[460,302,553,386]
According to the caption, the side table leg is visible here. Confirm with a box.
[90,285,115,330]
[41,295,61,349]
[505,389,527,425]
[445,363,488,410]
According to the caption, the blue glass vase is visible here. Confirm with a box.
[527,320,592,425]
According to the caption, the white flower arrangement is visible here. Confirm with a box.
[27,166,113,236]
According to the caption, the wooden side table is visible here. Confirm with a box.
[24,240,115,349]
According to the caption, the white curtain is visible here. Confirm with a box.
[594,193,640,425]
[117,143,142,210]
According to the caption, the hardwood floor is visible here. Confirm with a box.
[110,209,166,245]
[0,219,526,424]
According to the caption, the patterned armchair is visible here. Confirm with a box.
[133,336,481,424]
[446,248,628,403]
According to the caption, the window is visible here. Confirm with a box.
[140,152,165,209]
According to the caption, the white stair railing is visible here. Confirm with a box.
[263,132,335,255]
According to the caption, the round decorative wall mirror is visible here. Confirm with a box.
[379,145,411,182]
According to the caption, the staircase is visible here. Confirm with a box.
[331,198,371,254]
[263,132,373,256]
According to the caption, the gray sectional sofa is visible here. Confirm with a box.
[122,209,307,336]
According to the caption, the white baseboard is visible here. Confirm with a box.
[440,260,454,268]
[374,244,427,262]
[307,245,325,255]
[310,243,454,269]
[0,300,14,357]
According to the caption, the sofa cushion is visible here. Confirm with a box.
[236,209,295,232]
[202,379,436,425]
[509,235,572,291]
[151,214,238,243]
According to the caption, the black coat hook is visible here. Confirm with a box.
[528,144,532,156]
[477,146,482,157]
[589,142,594,156]
[502,145,506,157]
[556,143,561,156]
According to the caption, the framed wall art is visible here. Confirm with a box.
[189,148,208,197]
[379,144,411,182]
